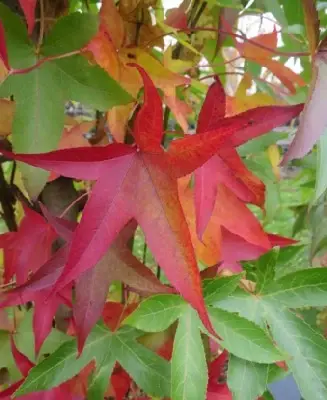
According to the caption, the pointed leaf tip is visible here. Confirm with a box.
[18,0,37,35]
[197,77,226,133]
[0,21,9,70]
[128,63,164,153]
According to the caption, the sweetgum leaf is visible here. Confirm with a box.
[16,324,171,398]
[0,204,56,285]
[203,274,243,305]
[15,324,115,396]
[209,307,284,363]
[1,65,303,345]
[192,77,302,236]
[263,268,327,308]
[124,295,186,332]
[113,326,171,397]
[227,355,286,400]
[212,284,327,400]
[87,352,115,400]
[74,220,173,351]
[265,307,327,400]
[42,13,98,56]
[0,4,130,197]
[255,250,278,294]
[0,310,68,381]
[171,307,208,400]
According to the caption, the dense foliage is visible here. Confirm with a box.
[0,0,327,399]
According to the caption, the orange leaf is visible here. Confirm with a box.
[226,74,277,115]
[0,99,14,137]
[107,103,135,142]
[237,30,306,93]
[100,0,125,49]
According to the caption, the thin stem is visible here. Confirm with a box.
[36,0,45,53]
[144,27,310,57]
[10,49,82,76]
[59,191,89,218]
[200,71,291,95]
[184,27,310,57]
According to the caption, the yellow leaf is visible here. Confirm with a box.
[267,144,281,180]
[226,74,277,115]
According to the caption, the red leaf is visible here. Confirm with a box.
[220,228,297,272]
[0,21,9,70]
[102,302,138,332]
[192,78,301,236]
[129,63,164,153]
[0,144,135,181]
[10,336,34,377]
[207,351,232,400]
[197,78,226,134]
[0,205,56,285]
[18,0,37,35]
[195,149,265,238]
[0,245,71,354]
[110,366,131,400]
[7,207,171,352]
[164,7,188,30]
[168,104,303,178]
[227,104,304,148]
[7,66,297,342]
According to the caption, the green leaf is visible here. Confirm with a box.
[51,56,132,110]
[0,310,68,380]
[113,326,171,397]
[265,307,327,400]
[263,268,327,308]
[87,351,116,400]
[16,323,113,396]
[264,180,281,223]
[42,13,98,56]
[255,250,278,293]
[171,307,207,400]
[212,287,265,327]
[0,4,131,197]
[0,3,32,68]
[203,274,242,305]
[124,294,186,332]
[227,355,286,400]
[209,307,283,363]
[9,62,65,197]
[238,132,287,157]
